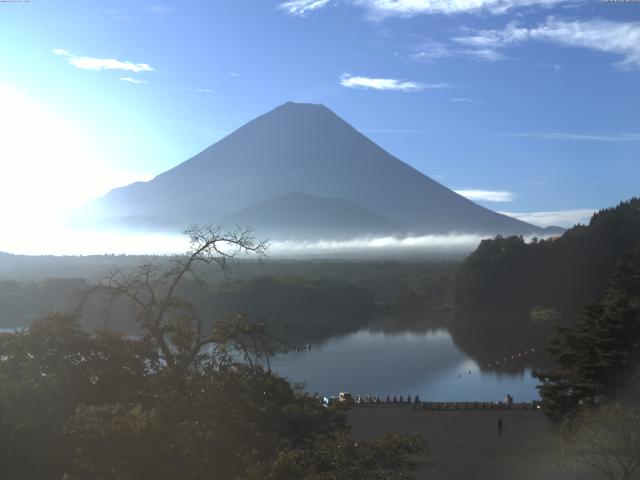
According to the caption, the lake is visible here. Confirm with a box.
[272,328,540,402]
[0,323,541,402]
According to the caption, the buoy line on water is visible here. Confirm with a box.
[486,347,536,369]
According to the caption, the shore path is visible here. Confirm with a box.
[348,405,600,480]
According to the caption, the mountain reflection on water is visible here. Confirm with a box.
[271,324,542,402]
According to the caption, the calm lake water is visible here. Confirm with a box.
[271,328,540,402]
[0,325,540,402]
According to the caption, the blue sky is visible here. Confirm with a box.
[0,0,639,237]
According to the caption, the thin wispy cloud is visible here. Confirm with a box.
[455,189,516,202]
[279,0,331,16]
[406,39,453,61]
[459,47,506,61]
[105,8,127,20]
[500,132,640,141]
[454,19,640,69]
[148,5,175,14]
[450,97,481,104]
[361,129,425,133]
[340,73,447,91]
[407,40,506,64]
[184,87,214,94]
[499,209,595,227]
[53,49,154,73]
[357,0,576,17]
[280,0,576,18]
[120,77,148,84]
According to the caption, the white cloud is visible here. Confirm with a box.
[500,132,640,141]
[340,73,447,91]
[53,48,154,73]
[355,0,573,17]
[120,77,148,84]
[450,97,481,104]
[454,189,516,202]
[280,0,575,18]
[279,0,331,16]
[454,18,640,69]
[499,209,595,227]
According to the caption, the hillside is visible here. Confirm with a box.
[453,197,640,313]
[222,192,404,240]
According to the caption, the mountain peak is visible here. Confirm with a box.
[268,101,334,119]
[279,101,327,110]
[88,102,543,237]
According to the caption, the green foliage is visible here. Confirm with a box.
[453,235,532,309]
[201,276,375,342]
[0,277,88,327]
[534,243,640,423]
[0,314,414,479]
[454,198,640,312]
[0,313,155,479]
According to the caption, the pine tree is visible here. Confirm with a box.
[534,243,640,423]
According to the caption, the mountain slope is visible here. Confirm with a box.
[222,193,404,240]
[86,102,542,236]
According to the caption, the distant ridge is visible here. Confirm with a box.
[222,192,404,240]
[82,102,546,239]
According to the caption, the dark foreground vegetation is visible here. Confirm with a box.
[0,227,425,480]
[0,314,425,480]
[454,198,640,314]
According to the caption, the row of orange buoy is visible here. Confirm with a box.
[487,347,536,369]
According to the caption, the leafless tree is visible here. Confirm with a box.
[83,225,274,370]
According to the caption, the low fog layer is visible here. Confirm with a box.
[269,234,487,257]
[0,223,551,257]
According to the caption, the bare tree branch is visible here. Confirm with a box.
[79,225,270,371]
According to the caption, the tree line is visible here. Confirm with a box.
[453,198,640,313]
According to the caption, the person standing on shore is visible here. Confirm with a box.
[498,416,503,436]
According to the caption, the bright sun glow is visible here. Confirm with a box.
[0,85,152,254]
